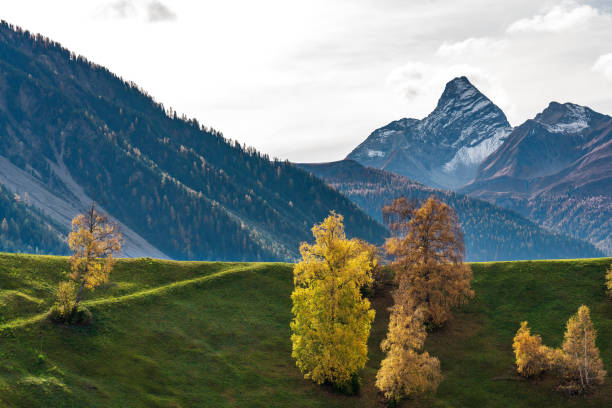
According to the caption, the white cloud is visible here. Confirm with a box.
[507,1,599,33]
[437,37,506,58]
[386,62,513,120]
[147,0,176,22]
[98,0,176,23]
[592,53,612,79]
[2,0,612,162]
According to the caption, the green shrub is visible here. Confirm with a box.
[333,372,361,395]
[48,304,92,326]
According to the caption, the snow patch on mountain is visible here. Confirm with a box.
[443,128,511,172]
[543,121,589,134]
[346,76,513,190]
[536,103,590,134]
[367,150,385,158]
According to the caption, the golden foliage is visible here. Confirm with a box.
[55,281,77,319]
[513,321,548,377]
[376,295,441,402]
[561,305,606,389]
[513,306,606,393]
[68,203,121,304]
[384,197,473,326]
[290,212,376,387]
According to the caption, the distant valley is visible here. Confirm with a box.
[344,77,611,255]
[298,160,602,261]
[0,21,608,261]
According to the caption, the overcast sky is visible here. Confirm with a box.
[2,0,612,162]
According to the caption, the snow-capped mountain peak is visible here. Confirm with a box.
[534,102,602,134]
[346,76,512,189]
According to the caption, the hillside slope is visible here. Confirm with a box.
[462,102,612,255]
[0,184,67,255]
[0,254,610,407]
[298,160,603,261]
[0,21,386,260]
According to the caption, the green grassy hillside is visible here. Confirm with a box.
[0,254,610,407]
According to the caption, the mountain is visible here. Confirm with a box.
[0,184,68,254]
[462,102,612,255]
[346,76,512,189]
[0,21,387,260]
[297,160,603,261]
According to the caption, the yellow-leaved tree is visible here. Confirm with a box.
[376,294,441,403]
[66,203,121,311]
[561,305,606,390]
[384,197,473,326]
[513,321,549,377]
[290,212,376,392]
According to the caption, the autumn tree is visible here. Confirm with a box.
[67,203,121,310]
[376,294,441,403]
[561,305,606,391]
[513,321,549,377]
[384,197,473,326]
[290,212,376,391]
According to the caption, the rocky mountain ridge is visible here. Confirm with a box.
[347,76,512,189]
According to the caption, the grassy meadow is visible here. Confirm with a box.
[0,254,610,407]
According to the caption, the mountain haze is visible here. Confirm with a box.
[298,160,603,261]
[0,21,387,260]
[462,102,612,254]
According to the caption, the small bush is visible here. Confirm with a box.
[48,304,92,326]
[55,281,77,320]
[513,321,548,377]
[545,347,567,376]
[332,372,361,395]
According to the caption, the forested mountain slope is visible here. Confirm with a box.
[462,102,612,255]
[298,160,603,261]
[0,184,68,254]
[0,21,386,260]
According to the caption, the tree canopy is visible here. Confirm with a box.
[384,197,473,326]
[68,203,122,305]
[290,212,376,388]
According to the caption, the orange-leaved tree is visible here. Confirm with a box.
[290,212,377,392]
[376,293,441,402]
[68,203,122,309]
[384,197,473,326]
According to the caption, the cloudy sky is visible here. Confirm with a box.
[2,0,612,161]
